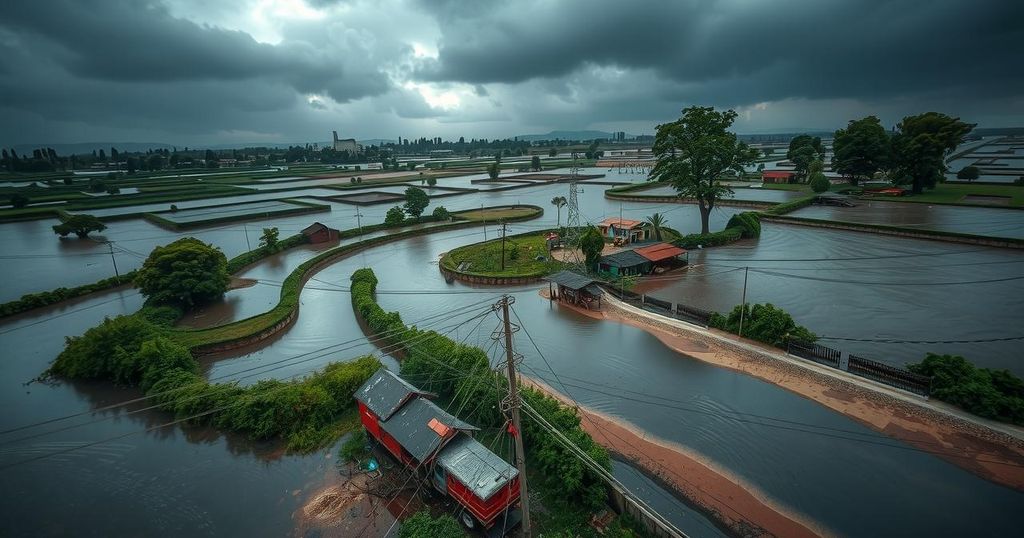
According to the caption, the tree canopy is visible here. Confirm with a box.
[531,155,542,171]
[832,115,889,185]
[52,214,107,238]
[808,158,830,193]
[403,187,430,218]
[385,205,405,226]
[551,196,567,226]
[580,226,605,269]
[259,227,280,251]
[786,135,824,182]
[650,106,757,234]
[135,238,230,307]
[890,112,974,194]
[646,212,667,241]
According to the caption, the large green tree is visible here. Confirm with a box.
[808,158,830,193]
[135,238,229,307]
[650,106,758,234]
[52,214,106,238]
[403,187,430,218]
[786,135,824,182]
[890,112,974,194]
[831,115,890,186]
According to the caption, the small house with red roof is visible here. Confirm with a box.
[762,170,796,184]
[597,217,648,245]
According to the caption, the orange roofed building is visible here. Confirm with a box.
[597,217,648,245]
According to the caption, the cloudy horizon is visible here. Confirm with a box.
[1,0,1021,148]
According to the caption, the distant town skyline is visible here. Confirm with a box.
[1,0,1021,147]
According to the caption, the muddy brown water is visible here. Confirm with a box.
[1,172,1023,536]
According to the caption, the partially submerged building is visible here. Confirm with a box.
[596,217,649,245]
[301,222,340,243]
[544,270,604,309]
[355,368,521,532]
[598,242,687,276]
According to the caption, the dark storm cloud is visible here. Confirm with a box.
[1,0,388,103]
[416,0,1024,105]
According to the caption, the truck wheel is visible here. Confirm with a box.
[461,511,476,529]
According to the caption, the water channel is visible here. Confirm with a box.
[1,169,1022,536]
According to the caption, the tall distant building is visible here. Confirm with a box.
[332,130,361,153]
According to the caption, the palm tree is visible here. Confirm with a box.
[551,196,567,226]
[646,212,667,241]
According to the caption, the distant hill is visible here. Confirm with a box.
[514,130,618,142]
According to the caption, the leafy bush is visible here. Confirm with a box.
[709,303,816,348]
[673,226,743,249]
[50,314,165,381]
[908,354,1024,425]
[339,429,369,463]
[432,205,450,220]
[398,511,463,538]
[384,206,405,226]
[226,233,308,273]
[726,212,761,238]
[810,174,831,193]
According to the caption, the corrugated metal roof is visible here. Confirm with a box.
[544,270,599,291]
[436,433,518,501]
[354,368,429,421]
[380,398,478,462]
[599,249,649,268]
[633,242,686,262]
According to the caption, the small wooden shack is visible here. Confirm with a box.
[301,222,339,243]
[597,249,651,276]
[545,270,604,309]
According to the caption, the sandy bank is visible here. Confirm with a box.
[549,291,1024,491]
[523,375,824,538]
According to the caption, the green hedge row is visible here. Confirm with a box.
[350,268,612,511]
[226,233,309,273]
[0,271,138,318]
[48,308,380,451]
[673,226,744,249]
[762,194,817,215]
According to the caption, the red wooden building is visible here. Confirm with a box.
[762,170,796,184]
[301,222,339,243]
[355,368,522,533]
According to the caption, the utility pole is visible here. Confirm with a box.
[107,241,119,278]
[355,207,363,235]
[482,203,487,241]
[243,224,252,251]
[500,221,507,270]
[499,296,531,537]
[738,266,749,338]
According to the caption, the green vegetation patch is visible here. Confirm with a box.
[452,205,540,221]
[440,230,563,278]
[908,353,1024,425]
[0,271,137,319]
[350,268,612,511]
[709,303,817,348]
[883,183,1024,208]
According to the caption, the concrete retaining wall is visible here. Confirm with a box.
[438,266,544,285]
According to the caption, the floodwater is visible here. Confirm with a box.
[2,169,1024,536]
[635,223,1024,373]
[202,225,1023,537]
[792,199,1024,239]
[625,184,805,203]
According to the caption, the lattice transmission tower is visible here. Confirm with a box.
[561,153,586,271]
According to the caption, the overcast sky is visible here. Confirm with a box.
[1,0,1021,147]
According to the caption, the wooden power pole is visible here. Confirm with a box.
[500,296,531,537]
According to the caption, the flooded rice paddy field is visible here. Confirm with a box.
[199,225,1022,537]
[1,170,1023,536]
[792,199,1024,239]
[625,183,805,203]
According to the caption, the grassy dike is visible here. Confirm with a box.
[172,206,542,351]
[349,268,642,535]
